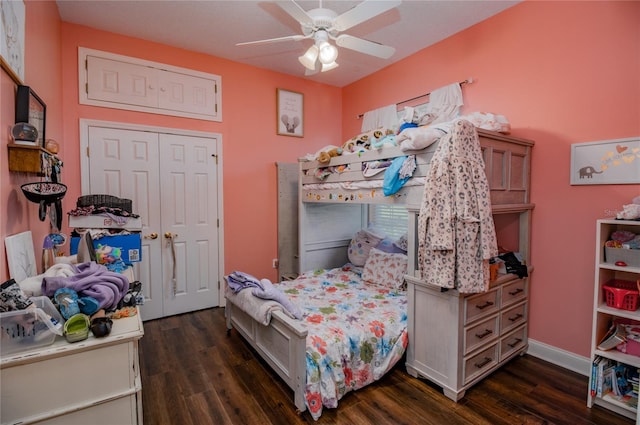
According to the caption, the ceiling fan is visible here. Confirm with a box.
[237,0,401,74]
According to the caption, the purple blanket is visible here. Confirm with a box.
[226,271,263,293]
[254,279,302,320]
[225,272,302,319]
[42,262,130,310]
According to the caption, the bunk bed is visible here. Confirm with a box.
[225,120,534,418]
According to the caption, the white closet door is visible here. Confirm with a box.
[87,127,164,320]
[158,133,219,316]
[87,127,220,320]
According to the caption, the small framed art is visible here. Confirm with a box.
[570,137,640,185]
[0,0,25,84]
[277,88,304,137]
[16,85,46,147]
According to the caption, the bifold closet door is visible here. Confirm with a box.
[87,126,219,320]
[157,133,220,317]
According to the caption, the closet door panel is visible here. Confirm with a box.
[159,133,219,316]
[87,56,158,108]
[157,70,217,117]
[88,127,164,321]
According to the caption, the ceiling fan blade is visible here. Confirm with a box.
[335,34,395,59]
[278,0,313,26]
[333,0,401,32]
[236,34,308,46]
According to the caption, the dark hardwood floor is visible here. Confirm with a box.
[139,307,632,425]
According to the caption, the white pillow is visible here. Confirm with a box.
[362,248,408,290]
[397,126,445,151]
[347,229,384,266]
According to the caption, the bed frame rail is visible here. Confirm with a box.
[225,301,308,412]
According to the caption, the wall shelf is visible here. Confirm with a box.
[7,143,55,174]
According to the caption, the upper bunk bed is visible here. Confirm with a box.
[298,126,534,212]
[296,122,535,274]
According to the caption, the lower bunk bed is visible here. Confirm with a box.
[225,263,408,420]
[226,118,534,417]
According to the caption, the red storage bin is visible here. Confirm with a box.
[603,279,639,311]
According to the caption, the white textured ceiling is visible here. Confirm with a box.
[56,0,519,87]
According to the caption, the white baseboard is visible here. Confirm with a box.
[527,338,591,376]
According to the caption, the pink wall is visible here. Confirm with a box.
[343,1,640,357]
[1,0,63,278]
[58,24,342,283]
[3,2,341,283]
[2,0,638,361]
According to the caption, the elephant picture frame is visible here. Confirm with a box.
[277,88,304,137]
[570,137,640,185]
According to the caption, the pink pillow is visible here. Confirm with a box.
[348,229,384,266]
[362,248,408,289]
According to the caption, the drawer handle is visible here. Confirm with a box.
[508,313,524,322]
[508,288,524,296]
[475,329,493,339]
[507,337,523,348]
[475,301,494,310]
[474,357,492,368]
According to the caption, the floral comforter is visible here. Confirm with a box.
[276,264,408,420]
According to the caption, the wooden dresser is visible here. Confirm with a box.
[404,129,534,400]
[0,311,144,425]
[405,273,529,400]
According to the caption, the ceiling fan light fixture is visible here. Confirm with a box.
[321,61,339,72]
[298,45,319,71]
[318,41,338,65]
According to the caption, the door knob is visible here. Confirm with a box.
[164,232,177,239]
[144,232,158,240]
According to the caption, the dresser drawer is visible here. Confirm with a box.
[464,343,499,384]
[34,392,140,425]
[500,325,527,361]
[501,278,527,307]
[500,302,527,334]
[464,288,499,325]
[1,343,137,424]
[464,314,499,355]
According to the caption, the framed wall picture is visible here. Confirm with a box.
[5,230,36,283]
[0,0,25,84]
[277,88,304,137]
[16,85,46,147]
[570,137,640,185]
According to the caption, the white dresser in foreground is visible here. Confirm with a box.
[1,310,144,425]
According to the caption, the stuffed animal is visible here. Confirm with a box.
[342,140,359,153]
[370,134,397,149]
[95,244,122,265]
[344,128,394,151]
[317,147,343,164]
[95,244,128,273]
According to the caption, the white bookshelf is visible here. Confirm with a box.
[587,219,640,424]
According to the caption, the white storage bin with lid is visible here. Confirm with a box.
[0,296,64,356]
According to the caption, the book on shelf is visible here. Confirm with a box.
[591,356,640,405]
[591,357,599,396]
[597,323,626,351]
[602,362,615,397]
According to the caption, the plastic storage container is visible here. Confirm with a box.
[0,296,64,356]
[605,247,640,268]
[603,279,639,311]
